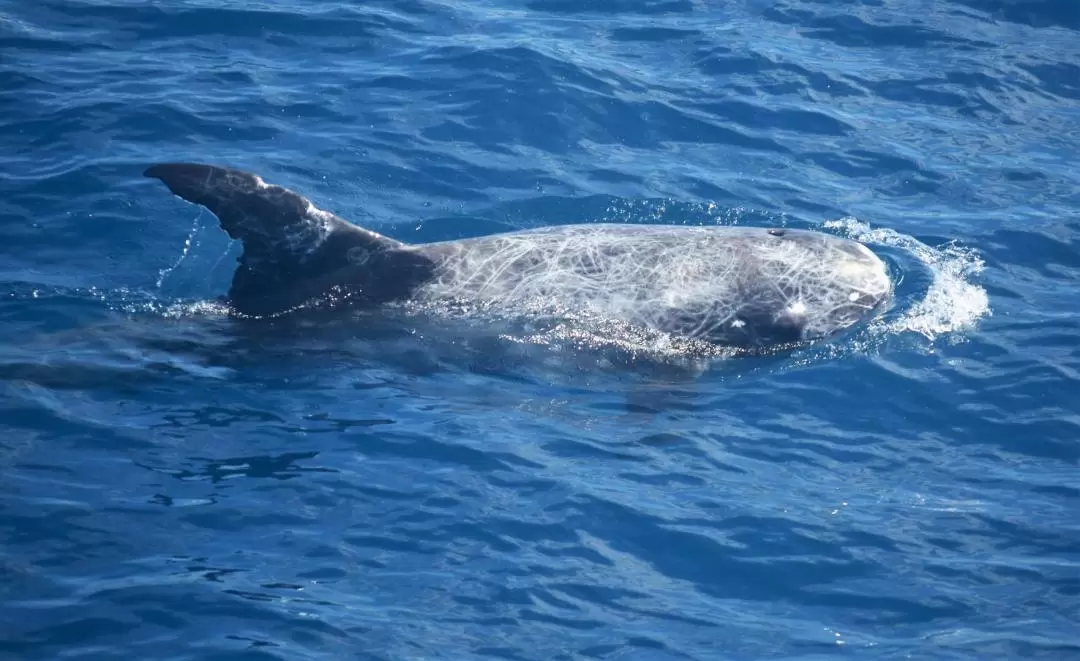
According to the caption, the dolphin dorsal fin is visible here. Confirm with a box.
[144,163,404,306]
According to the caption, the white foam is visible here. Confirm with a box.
[823,216,990,341]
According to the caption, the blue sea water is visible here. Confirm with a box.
[1,0,1078,659]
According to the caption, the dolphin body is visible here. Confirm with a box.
[143,163,892,350]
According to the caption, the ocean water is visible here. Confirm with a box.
[1,0,1077,659]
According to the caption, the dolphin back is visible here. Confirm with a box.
[410,223,893,348]
[145,163,433,315]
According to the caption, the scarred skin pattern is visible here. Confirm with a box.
[412,224,892,347]
[144,163,893,350]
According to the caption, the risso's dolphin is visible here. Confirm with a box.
[144,163,892,350]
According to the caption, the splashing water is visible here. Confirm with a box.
[155,209,203,289]
[824,216,990,341]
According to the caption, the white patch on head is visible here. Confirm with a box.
[842,260,869,278]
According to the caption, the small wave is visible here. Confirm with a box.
[823,216,990,341]
[154,299,234,319]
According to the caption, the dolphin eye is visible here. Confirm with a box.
[768,228,785,237]
[347,247,369,265]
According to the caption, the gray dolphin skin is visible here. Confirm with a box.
[144,163,892,349]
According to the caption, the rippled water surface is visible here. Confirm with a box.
[2,1,1078,659]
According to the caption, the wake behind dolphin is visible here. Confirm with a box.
[143,163,893,351]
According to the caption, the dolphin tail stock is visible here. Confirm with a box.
[144,162,423,314]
